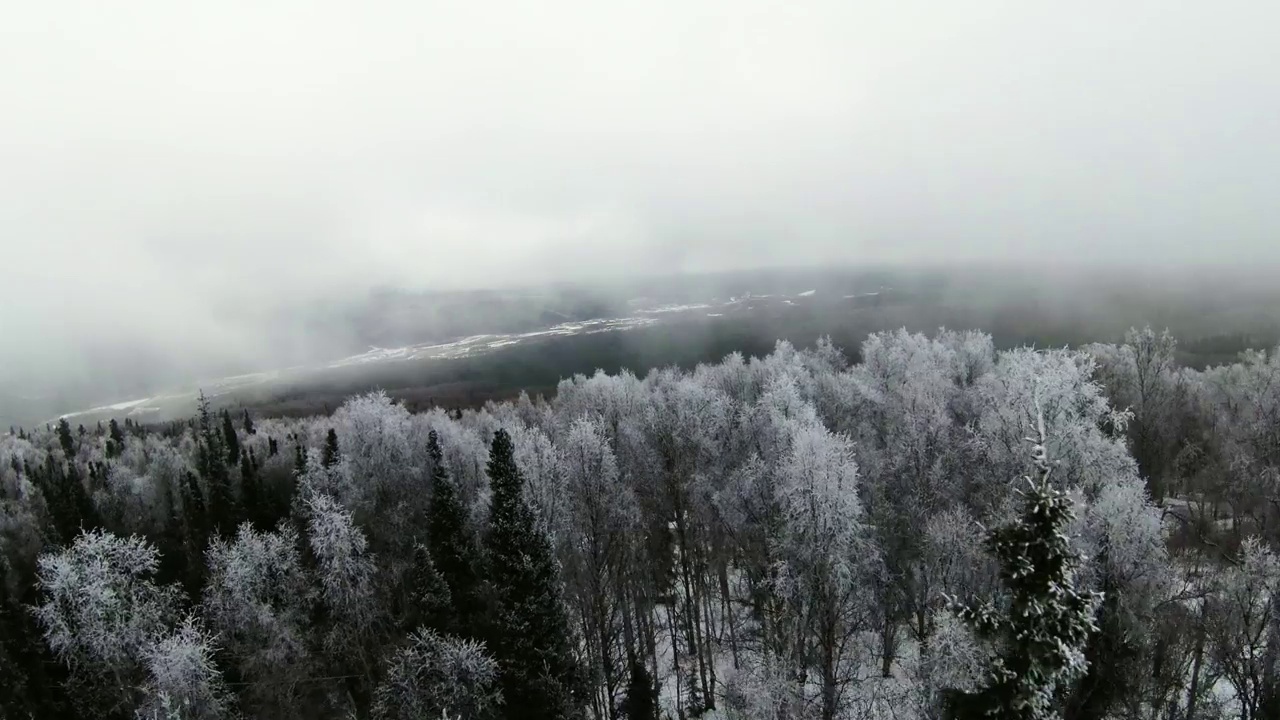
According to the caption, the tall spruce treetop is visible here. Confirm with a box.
[323,428,341,468]
[196,393,237,537]
[484,428,583,720]
[946,409,1102,720]
[425,430,480,638]
[108,418,125,458]
[242,409,256,436]
[56,417,75,458]
[221,410,240,465]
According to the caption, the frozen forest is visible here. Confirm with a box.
[3,327,1280,720]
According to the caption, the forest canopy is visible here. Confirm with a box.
[1,327,1278,719]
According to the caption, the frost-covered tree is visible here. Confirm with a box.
[203,523,313,717]
[559,416,638,718]
[485,428,583,720]
[975,348,1135,502]
[1087,327,1183,501]
[329,392,416,523]
[1203,538,1280,720]
[136,615,234,720]
[35,529,180,714]
[305,494,375,614]
[721,654,805,720]
[1066,476,1173,719]
[946,421,1101,720]
[373,629,502,720]
[851,330,968,664]
[774,420,870,720]
[303,493,378,656]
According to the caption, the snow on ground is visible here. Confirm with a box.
[57,397,152,420]
[639,303,715,315]
[55,289,819,421]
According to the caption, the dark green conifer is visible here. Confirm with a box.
[222,409,241,465]
[425,430,482,638]
[322,428,340,468]
[240,450,260,529]
[56,418,74,458]
[406,542,454,634]
[484,428,583,720]
[619,660,658,720]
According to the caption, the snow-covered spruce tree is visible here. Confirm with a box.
[484,428,584,720]
[945,416,1101,720]
[373,628,502,720]
[406,541,454,634]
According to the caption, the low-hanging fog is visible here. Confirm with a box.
[3,1,1279,420]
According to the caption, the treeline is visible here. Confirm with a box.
[1,327,1279,719]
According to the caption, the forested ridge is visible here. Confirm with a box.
[2,327,1280,719]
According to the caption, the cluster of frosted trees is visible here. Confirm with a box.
[2,327,1280,719]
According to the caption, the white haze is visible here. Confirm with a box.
[2,1,1278,394]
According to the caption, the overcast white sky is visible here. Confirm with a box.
[2,1,1278,387]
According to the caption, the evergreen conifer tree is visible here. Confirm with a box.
[0,553,31,716]
[107,418,125,459]
[243,409,256,435]
[484,428,583,720]
[196,395,237,536]
[425,431,482,638]
[180,470,210,596]
[946,422,1101,720]
[199,441,237,537]
[240,450,261,529]
[323,428,340,468]
[56,417,75,458]
[619,660,658,720]
[406,543,454,634]
[222,410,241,465]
